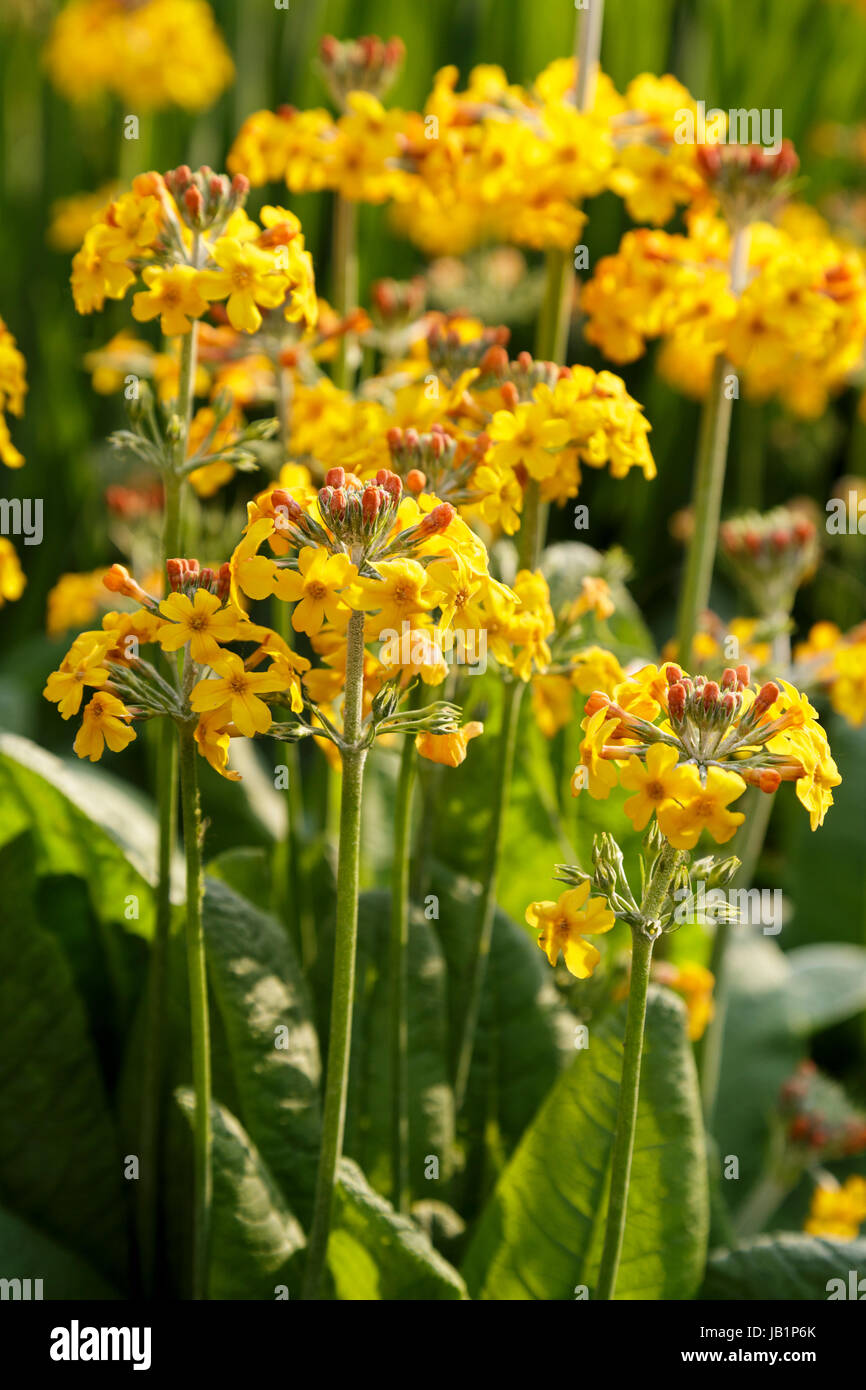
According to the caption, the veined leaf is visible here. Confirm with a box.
[0,1206,120,1300]
[462,988,708,1300]
[701,1232,866,1301]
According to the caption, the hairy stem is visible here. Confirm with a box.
[302,609,368,1298]
[595,841,681,1300]
[389,718,417,1213]
[178,723,211,1301]
[332,193,358,392]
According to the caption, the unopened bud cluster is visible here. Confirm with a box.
[696,139,799,224]
[370,276,426,329]
[479,348,568,403]
[720,503,819,618]
[272,467,455,571]
[166,557,232,602]
[426,320,510,380]
[779,1060,866,1158]
[318,33,405,107]
[163,164,250,234]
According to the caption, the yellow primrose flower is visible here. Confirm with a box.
[487,402,571,481]
[653,960,715,1041]
[620,742,682,831]
[194,710,241,782]
[804,1177,866,1241]
[43,646,109,720]
[350,558,437,637]
[73,692,136,762]
[189,651,286,737]
[526,882,616,979]
[197,238,288,334]
[571,705,620,799]
[156,589,245,665]
[658,765,747,849]
[274,546,356,637]
[0,537,25,601]
[415,721,483,768]
[132,265,209,336]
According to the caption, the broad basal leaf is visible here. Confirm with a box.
[463,987,708,1300]
[701,1232,866,1300]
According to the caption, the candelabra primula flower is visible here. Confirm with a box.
[43,0,234,113]
[43,558,304,779]
[415,720,484,767]
[572,661,841,845]
[652,960,715,1041]
[71,167,317,339]
[0,539,25,608]
[805,1177,866,1241]
[0,316,27,469]
[525,882,616,979]
[794,620,866,728]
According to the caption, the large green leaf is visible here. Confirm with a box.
[701,1232,866,1300]
[462,987,708,1300]
[0,834,129,1286]
[0,733,164,936]
[328,1158,467,1300]
[713,936,866,1200]
[0,1207,120,1300]
[430,867,572,1156]
[148,877,323,1229]
[175,1090,305,1301]
[343,891,456,1201]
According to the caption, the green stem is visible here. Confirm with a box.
[734,1171,791,1239]
[178,724,211,1301]
[302,609,368,1299]
[453,677,524,1112]
[675,225,751,667]
[595,841,681,1301]
[332,193,358,392]
[389,720,417,1214]
[137,326,196,1295]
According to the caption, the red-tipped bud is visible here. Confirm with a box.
[754,681,780,716]
[325,467,346,489]
[759,769,782,793]
[417,503,456,537]
[721,667,738,691]
[386,426,403,450]
[664,663,684,685]
[703,680,720,708]
[500,382,519,410]
[584,691,612,720]
[184,186,204,219]
[479,344,508,374]
[406,469,426,493]
[667,682,686,721]
[735,663,751,688]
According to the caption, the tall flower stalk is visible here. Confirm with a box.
[388,690,418,1213]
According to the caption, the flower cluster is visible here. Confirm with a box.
[573,661,841,842]
[794,620,866,727]
[719,502,819,619]
[779,1060,866,1159]
[0,315,27,468]
[805,1176,866,1240]
[71,166,317,338]
[583,205,866,417]
[42,559,307,781]
[43,0,234,112]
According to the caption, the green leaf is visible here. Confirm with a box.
[430,867,572,1156]
[0,834,129,1286]
[328,1157,467,1300]
[343,891,456,1199]
[175,1090,305,1300]
[701,1232,866,1300]
[462,987,708,1300]
[0,733,159,940]
[783,944,866,1033]
[0,1207,120,1300]
[200,878,323,1228]
[206,846,273,915]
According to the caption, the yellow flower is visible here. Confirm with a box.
[194,710,241,782]
[805,1177,866,1241]
[274,546,356,637]
[43,645,109,719]
[487,403,571,481]
[790,733,842,831]
[658,765,747,849]
[73,692,136,761]
[415,721,483,767]
[189,651,285,737]
[0,538,25,603]
[132,265,209,336]
[620,742,682,832]
[156,589,245,665]
[350,558,436,637]
[197,238,288,334]
[572,706,620,799]
[526,882,615,979]
[653,960,715,1041]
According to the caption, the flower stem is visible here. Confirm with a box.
[178,722,211,1301]
[675,225,751,667]
[137,328,196,1295]
[389,717,417,1214]
[595,840,681,1301]
[302,609,368,1299]
[453,676,524,1113]
[332,193,358,392]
